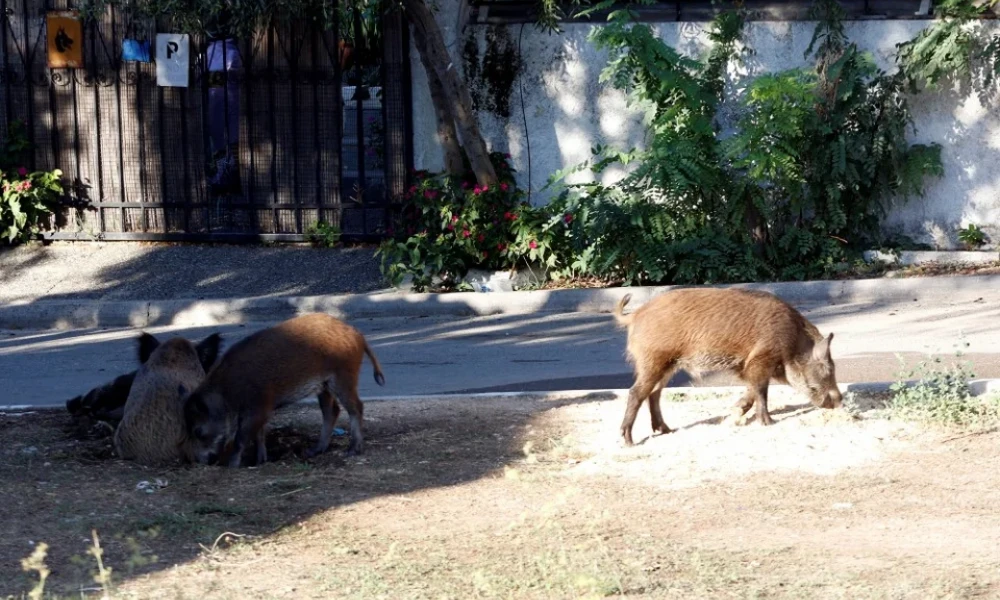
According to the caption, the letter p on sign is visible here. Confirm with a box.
[156,34,189,87]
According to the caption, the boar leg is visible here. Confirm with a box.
[647,372,676,435]
[741,357,776,426]
[729,390,755,423]
[333,373,365,456]
[306,383,342,458]
[255,427,268,466]
[621,364,672,446]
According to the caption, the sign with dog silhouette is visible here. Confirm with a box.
[46,11,83,69]
[156,33,189,87]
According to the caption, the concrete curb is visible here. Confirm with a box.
[2,274,999,330]
[5,379,1000,412]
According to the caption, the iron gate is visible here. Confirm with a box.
[0,0,412,241]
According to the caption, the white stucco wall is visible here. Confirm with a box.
[410,6,1000,248]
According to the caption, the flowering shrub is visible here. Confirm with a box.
[0,121,64,244]
[377,152,567,291]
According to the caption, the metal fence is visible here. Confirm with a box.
[0,0,412,241]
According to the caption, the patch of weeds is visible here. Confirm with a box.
[957,223,987,249]
[888,343,1000,426]
[306,221,342,248]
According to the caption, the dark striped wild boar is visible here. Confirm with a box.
[113,332,223,465]
[613,288,842,445]
[182,313,386,467]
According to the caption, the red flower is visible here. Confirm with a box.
[451,214,459,223]
[503,212,514,221]
[499,182,509,192]
[564,213,573,224]
[463,229,471,238]
[497,243,507,251]
[17,167,27,177]
[529,240,538,249]
[477,233,485,242]
[447,224,455,231]
[424,189,438,199]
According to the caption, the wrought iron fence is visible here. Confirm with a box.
[0,0,412,241]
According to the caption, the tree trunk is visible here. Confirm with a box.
[401,0,498,186]
[410,19,464,176]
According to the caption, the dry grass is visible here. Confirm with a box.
[3,393,1000,599]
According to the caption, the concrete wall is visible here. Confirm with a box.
[410,4,1000,248]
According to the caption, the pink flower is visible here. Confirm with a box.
[462,229,471,238]
[564,213,573,224]
[497,243,507,251]
[423,189,438,199]
[473,185,482,195]
[18,180,31,192]
[461,181,470,189]
[499,182,509,192]
[17,167,27,177]
[409,185,417,193]
[446,224,454,231]
[451,214,459,223]
[529,240,538,249]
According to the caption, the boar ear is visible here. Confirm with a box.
[813,333,833,361]
[195,333,223,372]
[138,332,160,364]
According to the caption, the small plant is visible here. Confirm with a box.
[888,343,1000,426]
[20,542,50,600]
[376,152,548,291]
[957,223,987,249]
[0,120,64,244]
[306,221,342,248]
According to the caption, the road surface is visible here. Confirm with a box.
[2,297,1000,408]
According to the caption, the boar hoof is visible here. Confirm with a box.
[758,414,776,427]
[652,424,673,435]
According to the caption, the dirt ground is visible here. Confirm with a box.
[2,392,1000,599]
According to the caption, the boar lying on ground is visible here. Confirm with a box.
[613,288,842,445]
[183,313,386,468]
[113,332,223,465]
[66,370,137,428]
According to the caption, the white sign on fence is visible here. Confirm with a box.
[156,33,189,87]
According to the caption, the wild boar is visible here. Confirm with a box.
[183,313,386,467]
[613,288,841,445]
[113,332,222,465]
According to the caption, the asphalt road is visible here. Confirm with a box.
[2,296,1000,408]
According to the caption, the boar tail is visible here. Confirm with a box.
[364,341,386,386]
[613,294,634,327]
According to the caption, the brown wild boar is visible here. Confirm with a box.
[113,332,223,465]
[183,313,386,467]
[613,288,841,445]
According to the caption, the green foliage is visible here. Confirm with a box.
[305,221,342,248]
[888,343,1000,426]
[957,223,987,248]
[541,2,944,286]
[0,121,64,245]
[78,0,369,39]
[896,0,1000,91]
[376,153,540,291]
